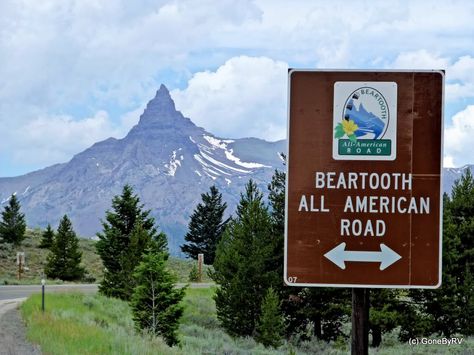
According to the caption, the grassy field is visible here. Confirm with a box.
[0,228,212,285]
[20,288,337,355]
[21,287,473,354]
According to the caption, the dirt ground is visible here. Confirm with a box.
[0,298,41,355]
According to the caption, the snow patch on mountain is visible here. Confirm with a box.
[200,151,248,174]
[224,149,270,169]
[200,134,270,170]
[165,150,181,176]
[203,135,227,149]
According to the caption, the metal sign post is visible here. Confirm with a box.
[41,278,46,313]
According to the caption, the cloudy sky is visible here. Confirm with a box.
[1,0,474,176]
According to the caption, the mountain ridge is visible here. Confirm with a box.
[0,86,469,255]
[0,85,285,255]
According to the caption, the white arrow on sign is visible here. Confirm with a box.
[324,243,402,270]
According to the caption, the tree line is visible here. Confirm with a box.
[0,187,184,346]
[1,168,473,348]
[180,168,474,348]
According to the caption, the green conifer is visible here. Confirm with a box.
[0,194,26,246]
[405,170,474,337]
[39,224,55,249]
[181,185,227,264]
[256,287,285,348]
[45,215,84,281]
[268,168,350,341]
[130,250,185,346]
[211,180,279,337]
[96,184,167,300]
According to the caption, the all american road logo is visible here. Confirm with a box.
[333,82,398,161]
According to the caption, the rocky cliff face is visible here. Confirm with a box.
[0,85,285,254]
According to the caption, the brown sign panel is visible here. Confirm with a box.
[284,70,443,288]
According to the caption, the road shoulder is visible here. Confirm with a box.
[0,298,41,355]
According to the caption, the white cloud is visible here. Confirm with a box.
[3,1,474,174]
[390,50,450,70]
[444,105,474,168]
[7,109,138,169]
[389,51,474,102]
[0,0,262,113]
[171,56,288,141]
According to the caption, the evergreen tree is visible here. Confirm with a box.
[181,185,227,264]
[256,287,285,348]
[39,224,55,249]
[267,169,286,284]
[267,168,350,341]
[405,170,474,337]
[369,289,401,347]
[211,180,280,337]
[96,185,167,300]
[268,168,286,235]
[188,263,199,282]
[0,194,26,246]
[130,250,185,346]
[45,215,84,281]
[291,288,350,342]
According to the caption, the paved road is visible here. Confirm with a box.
[0,282,214,300]
[0,284,98,300]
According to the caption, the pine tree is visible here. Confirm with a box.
[0,194,26,246]
[130,250,185,346]
[405,170,474,337]
[96,185,167,300]
[211,180,280,337]
[39,224,55,249]
[188,263,199,282]
[45,215,85,281]
[181,185,227,264]
[267,168,350,341]
[256,287,285,348]
[369,289,402,347]
[268,167,286,235]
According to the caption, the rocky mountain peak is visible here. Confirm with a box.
[148,84,176,112]
[130,84,197,136]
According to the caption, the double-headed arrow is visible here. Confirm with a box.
[324,242,401,270]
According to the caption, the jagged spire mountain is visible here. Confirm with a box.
[0,86,286,254]
[129,84,199,136]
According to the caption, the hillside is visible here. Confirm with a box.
[0,229,211,285]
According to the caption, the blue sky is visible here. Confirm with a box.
[1,0,474,177]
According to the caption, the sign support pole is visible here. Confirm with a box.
[197,253,204,283]
[18,258,22,280]
[351,288,369,355]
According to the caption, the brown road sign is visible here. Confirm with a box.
[284,70,444,288]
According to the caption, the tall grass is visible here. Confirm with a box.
[179,288,340,355]
[21,288,474,354]
[21,292,175,355]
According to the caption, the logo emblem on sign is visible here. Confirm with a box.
[332,82,397,161]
